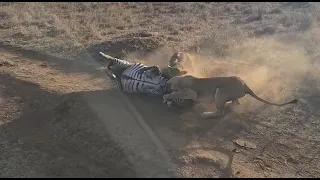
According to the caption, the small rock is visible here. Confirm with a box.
[232,149,241,153]
[287,157,299,164]
[0,11,9,18]
[0,60,15,67]
[243,9,253,14]
[39,63,48,68]
[233,139,257,149]
[246,13,262,22]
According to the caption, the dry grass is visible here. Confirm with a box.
[0,2,219,56]
[0,2,294,57]
[1,3,318,57]
[1,2,320,178]
[0,3,143,55]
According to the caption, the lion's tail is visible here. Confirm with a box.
[245,85,298,106]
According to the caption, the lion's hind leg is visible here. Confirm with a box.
[229,99,240,111]
[201,88,228,119]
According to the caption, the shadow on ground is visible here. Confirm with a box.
[0,56,249,178]
[0,73,137,178]
[3,36,314,177]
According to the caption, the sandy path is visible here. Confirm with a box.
[0,45,319,178]
[0,47,176,177]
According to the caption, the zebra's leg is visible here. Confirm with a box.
[105,69,122,90]
[143,66,162,78]
[163,98,194,109]
[163,90,195,108]
[145,88,163,97]
[148,65,162,75]
[163,89,196,108]
[163,89,197,101]
[105,68,116,79]
[163,98,180,108]
[163,99,174,107]
[100,52,131,69]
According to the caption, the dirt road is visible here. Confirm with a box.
[0,45,319,178]
[0,46,178,178]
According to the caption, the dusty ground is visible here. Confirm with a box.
[0,2,320,178]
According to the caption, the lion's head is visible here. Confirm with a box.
[168,52,195,74]
[161,65,188,79]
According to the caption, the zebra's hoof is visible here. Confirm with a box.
[163,100,172,107]
[163,94,169,99]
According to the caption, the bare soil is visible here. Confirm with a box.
[0,2,320,178]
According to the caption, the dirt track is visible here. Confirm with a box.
[0,46,180,178]
[0,43,319,178]
[1,2,320,177]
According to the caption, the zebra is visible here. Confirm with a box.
[99,52,194,108]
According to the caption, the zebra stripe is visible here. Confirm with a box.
[121,63,165,95]
[100,52,192,107]
[105,68,122,89]
[99,52,132,69]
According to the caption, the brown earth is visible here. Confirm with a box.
[0,2,320,178]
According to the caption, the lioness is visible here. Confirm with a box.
[163,75,298,118]
[168,52,195,74]
[161,65,188,79]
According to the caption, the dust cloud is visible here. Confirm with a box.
[182,33,319,112]
[125,27,320,113]
[191,37,312,111]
